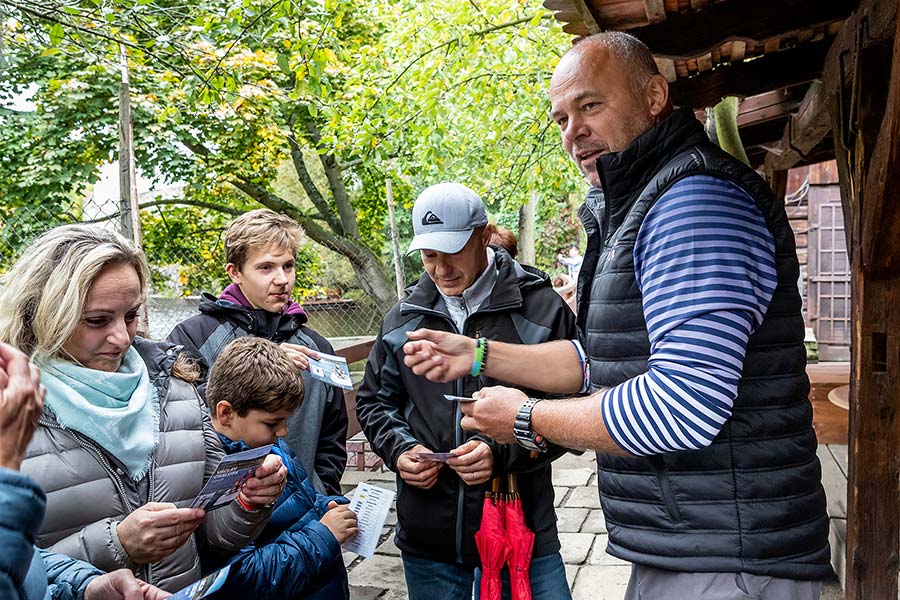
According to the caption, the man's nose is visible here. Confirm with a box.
[433,255,453,275]
[273,269,288,284]
[563,114,589,145]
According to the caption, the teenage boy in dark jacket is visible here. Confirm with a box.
[168,209,348,495]
[205,337,357,600]
[356,183,579,600]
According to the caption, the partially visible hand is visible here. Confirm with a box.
[115,503,205,565]
[460,386,528,445]
[446,440,493,486]
[239,453,287,507]
[280,343,320,372]
[397,444,442,489]
[0,342,44,470]
[84,569,171,600]
[320,500,359,544]
[403,330,475,383]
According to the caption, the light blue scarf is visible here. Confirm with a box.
[37,347,160,481]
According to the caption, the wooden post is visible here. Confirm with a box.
[838,10,900,597]
[385,179,404,300]
[518,190,537,266]
[118,45,140,246]
[118,45,148,334]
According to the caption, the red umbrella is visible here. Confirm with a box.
[475,477,509,600]
[504,474,535,600]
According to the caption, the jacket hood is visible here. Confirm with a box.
[196,289,310,341]
[401,247,551,314]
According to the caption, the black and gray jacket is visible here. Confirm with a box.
[579,107,831,579]
[167,296,348,496]
[356,248,577,565]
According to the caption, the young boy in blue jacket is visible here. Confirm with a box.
[205,337,358,599]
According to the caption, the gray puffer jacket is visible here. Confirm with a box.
[20,337,272,592]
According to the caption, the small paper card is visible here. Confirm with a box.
[341,482,395,558]
[443,394,476,402]
[189,444,273,511]
[412,452,457,463]
[169,564,230,599]
[309,352,353,390]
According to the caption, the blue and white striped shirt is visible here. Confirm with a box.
[600,175,778,456]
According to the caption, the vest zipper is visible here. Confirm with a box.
[650,455,683,524]
[400,300,520,565]
[41,420,156,583]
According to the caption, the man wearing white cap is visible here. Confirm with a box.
[355,183,577,599]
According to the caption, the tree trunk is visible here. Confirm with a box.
[297,215,397,311]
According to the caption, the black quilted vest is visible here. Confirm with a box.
[579,108,831,579]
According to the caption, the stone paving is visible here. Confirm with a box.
[340,452,843,600]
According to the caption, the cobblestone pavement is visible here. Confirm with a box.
[341,452,843,600]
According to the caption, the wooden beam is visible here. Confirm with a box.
[736,89,801,127]
[860,11,900,276]
[764,0,899,173]
[643,0,666,24]
[628,0,853,60]
[669,39,831,108]
[844,262,900,600]
[570,0,601,34]
[764,81,833,172]
[836,4,900,597]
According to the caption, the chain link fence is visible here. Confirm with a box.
[0,191,392,343]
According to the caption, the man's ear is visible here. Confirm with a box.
[225,263,242,285]
[646,74,670,118]
[481,224,494,246]
[216,401,236,426]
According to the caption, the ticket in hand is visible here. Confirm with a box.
[443,394,476,402]
[413,452,457,463]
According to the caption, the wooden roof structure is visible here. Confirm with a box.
[544,0,900,597]
[543,0,860,169]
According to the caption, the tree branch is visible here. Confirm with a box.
[284,114,344,235]
[301,113,358,238]
[368,12,552,112]
[79,198,243,224]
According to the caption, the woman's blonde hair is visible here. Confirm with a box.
[0,224,150,360]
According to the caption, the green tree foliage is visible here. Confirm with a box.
[0,0,584,302]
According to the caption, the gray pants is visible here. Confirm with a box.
[624,565,823,600]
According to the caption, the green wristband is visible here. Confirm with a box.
[471,337,486,377]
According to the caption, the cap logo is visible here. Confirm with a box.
[422,211,444,226]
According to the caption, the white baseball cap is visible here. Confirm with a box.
[406,183,488,255]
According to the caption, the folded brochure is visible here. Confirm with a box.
[308,351,353,390]
[189,444,273,511]
[169,564,230,599]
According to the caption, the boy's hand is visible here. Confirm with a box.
[397,444,442,489]
[84,569,171,599]
[280,343,320,371]
[116,503,205,565]
[239,453,287,507]
[446,440,493,486]
[320,500,359,544]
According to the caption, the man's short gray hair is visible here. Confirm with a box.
[575,32,660,96]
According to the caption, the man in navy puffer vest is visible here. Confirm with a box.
[403,32,831,599]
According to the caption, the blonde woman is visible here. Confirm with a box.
[0,225,288,592]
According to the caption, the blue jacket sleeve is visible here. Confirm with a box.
[41,550,103,600]
[0,468,48,600]
[224,519,342,600]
